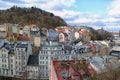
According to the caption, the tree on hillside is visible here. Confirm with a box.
[0,6,67,28]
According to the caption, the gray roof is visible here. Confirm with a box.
[89,57,106,72]
[47,29,59,41]
[16,43,28,48]
[27,55,39,66]
[2,43,14,50]
[110,50,120,57]
[0,43,15,54]
[42,41,62,47]
[9,49,14,54]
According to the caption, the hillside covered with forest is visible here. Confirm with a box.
[0,6,67,28]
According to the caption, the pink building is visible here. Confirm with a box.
[50,60,96,80]
[59,33,68,42]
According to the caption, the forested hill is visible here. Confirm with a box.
[0,6,67,28]
[88,27,113,40]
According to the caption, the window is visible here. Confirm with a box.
[46,73,48,77]
[11,70,13,75]
[19,62,20,65]
[46,61,48,64]
[39,61,41,64]
[46,56,48,59]
[16,61,17,64]
[44,51,46,54]
[3,69,5,74]
[19,56,20,59]
[23,57,25,60]
[6,70,8,75]
[11,64,13,68]
[39,56,41,59]
[2,59,3,62]
[4,49,6,52]
[46,67,48,70]
[11,59,13,62]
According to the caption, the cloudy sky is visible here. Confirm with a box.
[0,0,120,32]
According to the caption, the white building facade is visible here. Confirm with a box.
[0,42,32,79]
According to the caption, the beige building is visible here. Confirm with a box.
[0,25,6,31]
[34,36,41,47]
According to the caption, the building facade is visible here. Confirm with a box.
[27,55,39,80]
[14,42,32,77]
[0,42,32,79]
[39,41,64,80]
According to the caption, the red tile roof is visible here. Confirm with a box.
[50,60,96,80]
[17,36,30,41]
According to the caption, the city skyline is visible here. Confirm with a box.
[0,0,120,31]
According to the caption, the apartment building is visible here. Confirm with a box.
[14,42,32,77]
[39,41,64,80]
[27,55,39,80]
[0,43,15,77]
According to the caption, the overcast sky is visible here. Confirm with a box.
[0,0,120,32]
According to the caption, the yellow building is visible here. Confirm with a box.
[34,36,41,47]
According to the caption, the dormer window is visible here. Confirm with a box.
[4,49,6,52]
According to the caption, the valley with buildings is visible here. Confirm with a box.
[0,1,120,79]
[0,23,120,80]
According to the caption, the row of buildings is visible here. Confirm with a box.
[0,40,110,80]
[0,24,91,46]
[0,41,32,79]
[0,23,116,80]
